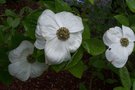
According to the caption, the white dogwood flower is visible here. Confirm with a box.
[34,9,84,65]
[103,25,135,68]
[8,40,48,81]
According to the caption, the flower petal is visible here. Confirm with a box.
[122,25,135,42]
[8,61,31,81]
[39,26,57,41]
[8,40,34,63]
[66,32,82,53]
[38,9,59,31]
[103,26,122,46]
[105,43,129,68]
[45,38,71,65]
[30,62,48,78]
[55,11,84,33]
[126,42,134,55]
[36,9,58,41]
[34,26,46,49]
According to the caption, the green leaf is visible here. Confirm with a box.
[0,70,13,85]
[93,72,104,80]
[55,0,72,12]
[82,38,105,56]
[7,17,13,27]
[89,54,105,69]
[19,7,33,16]
[92,59,105,69]
[119,67,131,89]
[41,0,55,11]
[68,60,86,78]
[79,83,87,90]
[11,18,20,28]
[51,62,67,72]
[89,0,94,5]
[82,21,90,40]
[11,34,27,48]
[7,17,20,28]
[113,87,128,90]
[114,15,129,26]
[23,10,42,39]
[65,47,83,69]
[0,30,4,43]
[5,9,17,17]
[133,80,135,90]
[126,0,135,13]
[0,0,6,4]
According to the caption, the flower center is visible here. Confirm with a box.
[120,38,129,47]
[27,55,35,63]
[56,27,70,41]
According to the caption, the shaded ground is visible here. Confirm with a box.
[0,70,117,90]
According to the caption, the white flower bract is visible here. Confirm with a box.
[103,25,135,68]
[34,9,84,65]
[8,40,48,81]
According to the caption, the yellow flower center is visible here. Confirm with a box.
[56,27,70,41]
[120,38,129,47]
[27,55,35,63]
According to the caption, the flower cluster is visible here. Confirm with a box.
[8,9,135,81]
[8,9,84,81]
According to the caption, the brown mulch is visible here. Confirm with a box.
[8,71,80,90]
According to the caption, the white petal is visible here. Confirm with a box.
[30,62,48,78]
[126,42,134,55]
[36,9,58,41]
[122,25,135,42]
[34,26,46,50]
[55,11,84,33]
[103,26,122,46]
[45,38,71,65]
[66,32,82,53]
[38,9,59,31]
[39,26,57,41]
[8,61,31,81]
[105,43,129,68]
[8,40,34,63]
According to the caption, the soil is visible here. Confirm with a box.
[0,70,117,90]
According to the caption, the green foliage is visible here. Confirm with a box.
[79,83,87,90]
[119,67,131,90]
[68,60,87,78]
[5,9,17,17]
[0,70,13,85]
[82,38,105,56]
[82,21,91,40]
[65,47,84,69]
[126,0,135,13]
[55,0,72,12]
[0,0,6,4]
[113,87,128,90]
[51,62,67,72]
[7,17,20,28]
[133,80,135,90]
[114,15,129,26]
[23,10,42,39]
[88,0,94,5]
[90,56,105,69]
